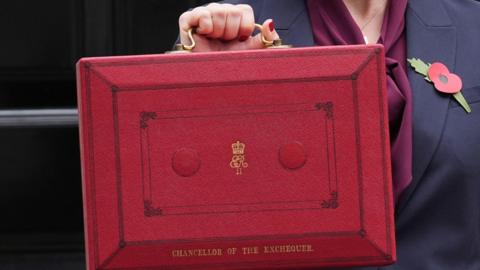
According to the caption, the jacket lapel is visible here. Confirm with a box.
[396,0,456,215]
[257,0,314,47]
[257,0,455,216]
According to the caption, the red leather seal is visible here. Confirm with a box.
[278,142,307,170]
[172,148,201,177]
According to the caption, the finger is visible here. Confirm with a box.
[243,33,268,50]
[195,8,214,35]
[223,5,243,41]
[207,3,227,39]
[237,4,255,41]
[240,19,279,50]
[178,7,213,45]
[260,19,280,44]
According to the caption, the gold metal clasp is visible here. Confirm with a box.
[266,39,292,49]
[166,23,291,54]
[166,28,196,54]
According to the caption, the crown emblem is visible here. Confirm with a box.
[231,141,245,155]
[230,141,248,175]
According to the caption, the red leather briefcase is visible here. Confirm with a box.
[76,44,396,270]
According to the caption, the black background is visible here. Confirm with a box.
[0,1,210,269]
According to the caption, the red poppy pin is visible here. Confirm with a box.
[408,58,471,113]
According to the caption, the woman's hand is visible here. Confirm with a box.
[178,3,279,52]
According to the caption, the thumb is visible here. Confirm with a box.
[246,19,280,49]
[260,19,279,43]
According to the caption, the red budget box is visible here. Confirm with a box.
[76,44,396,270]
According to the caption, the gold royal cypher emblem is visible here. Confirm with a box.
[229,141,248,175]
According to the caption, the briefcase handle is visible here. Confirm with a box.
[167,24,291,54]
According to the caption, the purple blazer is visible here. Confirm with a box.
[222,0,480,269]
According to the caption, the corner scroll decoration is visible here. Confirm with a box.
[315,102,334,119]
[140,111,157,129]
[144,200,162,217]
[321,192,339,209]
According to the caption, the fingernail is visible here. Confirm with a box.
[269,20,275,32]
[238,35,249,42]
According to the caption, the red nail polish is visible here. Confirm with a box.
[239,35,249,42]
[269,20,275,32]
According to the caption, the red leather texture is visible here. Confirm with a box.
[76,45,396,270]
